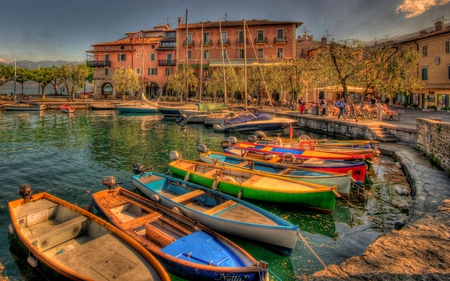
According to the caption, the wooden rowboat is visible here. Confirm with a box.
[8,185,169,281]
[60,104,75,113]
[168,157,338,213]
[131,168,299,256]
[198,148,354,196]
[92,185,269,281]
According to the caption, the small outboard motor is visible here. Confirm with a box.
[197,144,208,153]
[102,176,116,189]
[255,131,268,140]
[176,114,187,123]
[132,162,146,175]
[19,184,33,202]
[221,140,231,148]
[247,135,257,143]
[169,151,181,161]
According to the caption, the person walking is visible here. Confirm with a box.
[298,97,305,114]
[334,98,347,119]
[320,98,327,116]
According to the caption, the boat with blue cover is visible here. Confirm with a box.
[131,165,299,256]
[92,182,269,281]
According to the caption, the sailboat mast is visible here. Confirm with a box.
[184,9,188,103]
[243,19,248,110]
[219,19,227,104]
[199,23,203,102]
[141,30,145,100]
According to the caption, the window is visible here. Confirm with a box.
[187,33,193,44]
[446,41,450,54]
[448,65,450,79]
[165,31,176,38]
[120,45,124,50]
[239,49,245,59]
[203,33,210,44]
[238,30,244,43]
[188,50,192,60]
[277,48,284,58]
[104,68,109,76]
[105,46,109,50]
[150,53,155,61]
[422,46,428,56]
[104,54,109,61]
[136,53,140,58]
[148,68,157,75]
[221,32,228,43]
[118,54,126,61]
[257,48,264,59]
[204,50,210,60]
[221,50,227,59]
[422,67,428,80]
[257,30,264,42]
[160,41,176,47]
[167,54,172,62]
[277,29,284,40]
[136,67,141,75]
[166,68,172,75]
[151,45,155,49]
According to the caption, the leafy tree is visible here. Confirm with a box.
[30,67,54,98]
[15,67,31,95]
[313,39,366,102]
[60,64,89,101]
[112,67,140,100]
[364,43,423,103]
[281,58,314,104]
[167,66,199,102]
[48,66,63,95]
[0,64,14,94]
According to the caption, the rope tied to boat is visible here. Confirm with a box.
[297,231,327,269]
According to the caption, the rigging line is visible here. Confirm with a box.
[297,231,327,269]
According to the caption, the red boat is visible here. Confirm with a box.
[60,104,75,113]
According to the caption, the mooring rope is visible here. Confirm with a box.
[297,231,327,269]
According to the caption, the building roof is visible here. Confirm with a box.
[90,37,161,47]
[177,19,302,29]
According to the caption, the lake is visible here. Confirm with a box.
[0,109,409,280]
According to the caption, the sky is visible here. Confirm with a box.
[1,0,449,64]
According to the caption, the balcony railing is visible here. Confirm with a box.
[87,60,111,67]
[255,37,268,44]
[182,40,195,47]
[217,39,230,45]
[274,37,288,44]
[202,40,212,46]
[158,60,177,66]
[235,38,249,45]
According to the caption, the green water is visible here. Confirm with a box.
[0,110,409,281]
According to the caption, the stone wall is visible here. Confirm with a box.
[417,117,450,173]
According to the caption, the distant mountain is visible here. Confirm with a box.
[0,60,84,69]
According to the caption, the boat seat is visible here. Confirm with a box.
[203,169,222,177]
[203,200,237,215]
[172,189,205,203]
[244,175,264,185]
[28,216,87,251]
[235,161,249,167]
[277,168,295,175]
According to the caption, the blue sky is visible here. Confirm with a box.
[1,0,448,64]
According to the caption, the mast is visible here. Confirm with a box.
[199,23,203,102]
[141,30,145,101]
[184,9,188,103]
[243,19,248,110]
[14,58,17,99]
[219,19,227,104]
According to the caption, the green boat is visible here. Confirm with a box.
[168,157,338,213]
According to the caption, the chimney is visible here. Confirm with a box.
[178,17,182,27]
[435,21,443,31]
[321,37,327,45]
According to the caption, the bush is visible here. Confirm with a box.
[428,105,437,110]
[411,104,419,109]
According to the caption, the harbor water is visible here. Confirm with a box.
[0,109,410,280]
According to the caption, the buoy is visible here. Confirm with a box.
[9,224,15,234]
[27,256,38,268]
[394,220,406,230]
[150,195,160,202]
[83,205,91,212]
[172,207,183,215]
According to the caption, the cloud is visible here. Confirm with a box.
[0,58,5,63]
[396,0,450,18]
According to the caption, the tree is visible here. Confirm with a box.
[0,64,14,94]
[313,40,366,102]
[15,67,31,95]
[112,67,140,100]
[364,42,423,103]
[30,67,54,98]
[167,66,198,102]
[60,64,89,101]
[48,66,63,95]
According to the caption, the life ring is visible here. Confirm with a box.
[299,135,311,141]
[282,152,296,163]
[299,140,314,150]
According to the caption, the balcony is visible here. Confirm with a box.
[274,37,288,44]
[217,39,230,45]
[158,60,177,66]
[255,37,268,44]
[182,40,195,47]
[202,40,212,46]
[87,60,111,67]
[235,38,249,45]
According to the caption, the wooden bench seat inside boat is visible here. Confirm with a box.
[27,216,88,251]
[171,189,205,203]
[203,168,222,177]
[235,161,249,167]
[145,216,191,248]
[203,200,237,215]
[277,168,295,175]
[244,175,264,185]
[137,174,164,184]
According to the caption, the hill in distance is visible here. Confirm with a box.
[0,60,84,69]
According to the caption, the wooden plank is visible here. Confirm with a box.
[244,175,264,185]
[203,200,237,215]
[171,189,205,203]
[235,161,249,167]
[277,168,295,175]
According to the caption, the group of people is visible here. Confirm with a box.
[297,97,332,116]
